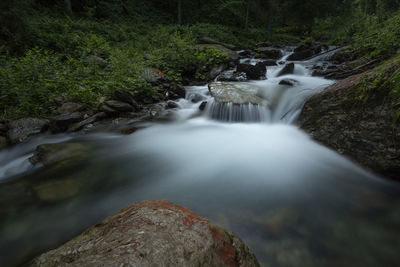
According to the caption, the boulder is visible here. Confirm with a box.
[279,79,298,86]
[30,200,260,267]
[277,63,295,77]
[7,118,50,144]
[100,104,118,115]
[236,62,266,80]
[254,47,282,59]
[298,64,400,179]
[238,50,254,58]
[287,49,313,61]
[259,60,277,66]
[51,112,84,133]
[105,100,134,112]
[113,90,140,110]
[57,102,85,115]
[188,93,206,103]
[209,82,266,105]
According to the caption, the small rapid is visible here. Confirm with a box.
[1,49,400,267]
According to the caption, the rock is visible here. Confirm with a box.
[105,100,134,112]
[209,82,266,105]
[100,104,118,115]
[287,49,313,61]
[238,50,253,58]
[168,84,186,100]
[7,118,50,144]
[68,112,107,132]
[51,112,83,133]
[57,102,85,114]
[113,90,140,110]
[0,136,8,149]
[30,200,260,267]
[196,36,236,50]
[236,62,266,80]
[298,66,400,179]
[254,47,282,59]
[29,142,89,167]
[207,65,226,81]
[167,101,179,109]
[259,60,277,66]
[277,63,295,77]
[188,93,205,103]
[199,101,208,111]
[217,71,247,82]
[279,79,298,86]
[197,44,239,63]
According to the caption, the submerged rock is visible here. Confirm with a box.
[208,82,266,105]
[30,200,260,267]
[279,79,298,86]
[7,118,50,144]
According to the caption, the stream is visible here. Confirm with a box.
[1,50,400,266]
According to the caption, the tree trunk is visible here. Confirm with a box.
[267,1,274,39]
[255,0,260,26]
[64,0,72,12]
[245,0,250,30]
[178,0,182,25]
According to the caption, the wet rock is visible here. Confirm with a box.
[188,93,205,103]
[207,65,226,81]
[196,36,236,50]
[30,200,260,266]
[29,142,89,167]
[167,101,179,109]
[217,71,247,82]
[68,112,107,132]
[298,68,400,179]
[277,63,295,77]
[105,100,134,112]
[114,90,140,110]
[199,101,208,111]
[259,60,277,66]
[198,44,239,63]
[238,50,254,58]
[51,112,83,133]
[254,47,282,59]
[7,118,50,144]
[287,49,313,61]
[0,136,8,149]
[209,82,266,105]
[236,62,266,80]
[279,79,298,86]
[57,102,85,114]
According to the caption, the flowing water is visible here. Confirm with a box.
[1,51,400,266]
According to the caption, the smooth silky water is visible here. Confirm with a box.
[1,52,400,266]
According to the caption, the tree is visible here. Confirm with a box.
[177,0,182,24]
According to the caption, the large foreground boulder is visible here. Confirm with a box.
[30,200,260,266]
[298,58,400,179]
